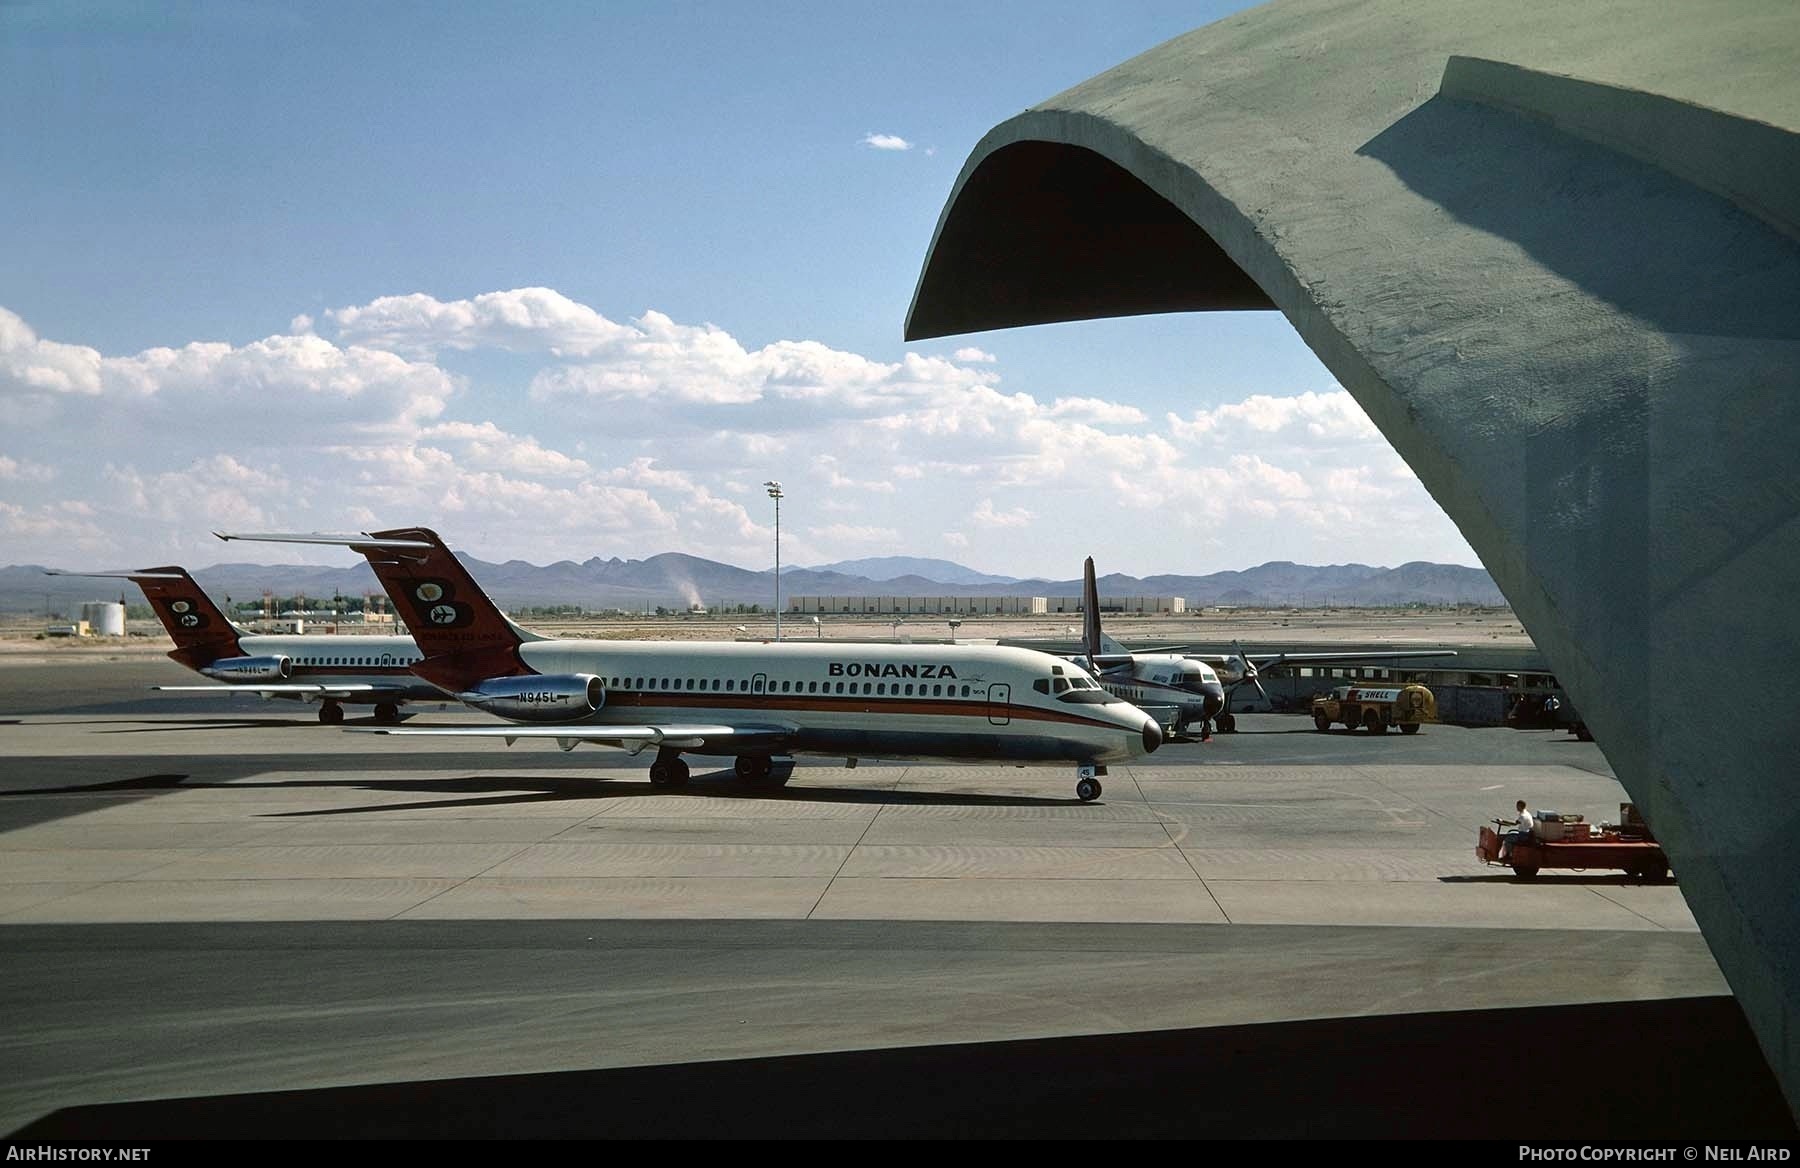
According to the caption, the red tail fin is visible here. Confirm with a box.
[131,567,244,669]
[350,527,535,691]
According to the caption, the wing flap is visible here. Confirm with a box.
[151,683,392,697]
[1243,649,1458,667]
[345,723,790,753]
[1184,650,1457,667]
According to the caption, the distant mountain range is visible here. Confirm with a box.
[5,553,1508,614]
[805,556,1016,586]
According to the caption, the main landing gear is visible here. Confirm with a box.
[734,755,792,786]
[648,749,690,787]
[373,702,401,725]
[1075,763,1105,802]
[318,702,344,725]
[649,753,796,789]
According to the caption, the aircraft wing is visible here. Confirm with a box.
[344,723,792,753]
[1189,649,1457,667]
[150,683,408,699]
[1246,648,1456,667]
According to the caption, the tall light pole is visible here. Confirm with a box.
[763,480,783,641]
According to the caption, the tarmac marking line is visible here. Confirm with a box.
[804,771,888,920]
[1135,768,1230,923]
[379,837,547,920]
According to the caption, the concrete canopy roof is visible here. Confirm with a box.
[907,0,1800,1117]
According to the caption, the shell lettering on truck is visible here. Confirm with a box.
[1311,684,1437,734]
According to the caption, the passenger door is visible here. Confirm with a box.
[986,683,1011,725]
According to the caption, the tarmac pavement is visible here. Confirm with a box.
[0,658,1781,1138]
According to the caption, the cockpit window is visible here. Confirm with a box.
[1053,677,1070,693]
[1057,684,1119,704]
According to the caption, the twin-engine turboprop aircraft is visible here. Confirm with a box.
[1185,642,1456,733]
[1068,556,1456,735]
[1070,557,1227,738]
[45,567,442,723]
[214,528,1162,801]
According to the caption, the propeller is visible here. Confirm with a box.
[1231,640,1270,704]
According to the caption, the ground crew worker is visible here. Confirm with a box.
[1499,800,1536,861]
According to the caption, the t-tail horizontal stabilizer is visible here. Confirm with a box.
[215,529,548,693]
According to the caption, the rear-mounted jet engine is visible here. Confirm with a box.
[459,674,605,722]
[199,655,293,681]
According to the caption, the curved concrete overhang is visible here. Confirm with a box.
[907,0,1800,1114]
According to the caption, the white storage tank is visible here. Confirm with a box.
[81,601,126,637]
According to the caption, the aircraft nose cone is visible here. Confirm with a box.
[1142,717,1163,755]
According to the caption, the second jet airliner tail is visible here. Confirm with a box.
[215,528,543,693]
[47,565,243,669]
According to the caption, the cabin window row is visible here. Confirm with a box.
[604,676,976,698]
[298,656,418,666]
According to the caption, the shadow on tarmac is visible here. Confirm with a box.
[95,719,337,732]
[12,995,1792,1139]
[0,771,1078,814]
[1441,872,1677,886]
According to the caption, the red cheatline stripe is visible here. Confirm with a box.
[601,691,1128,731]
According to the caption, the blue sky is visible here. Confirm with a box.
[0,1,1478,578]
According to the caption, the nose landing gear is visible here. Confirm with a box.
[1075,763,1105,802]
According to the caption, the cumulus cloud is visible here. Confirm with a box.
[1233,453,1312,500]
[861,133,912,151]
[107,333,453,437]
[420,421,591,479]
[0,307,105,397]
[327,287,635,357]
[0,297,1477,572]
[816,454,896,493]
[1167,389,1382,444]
[0,500,112,555]
[0,309,456,466]
[1047,397,1147,425]
[530,312,769,405]
[530,319,996,419]
[105,455,288,528]
[318,442,698,550]
[971,498,1033,528]
[0,455,55,482]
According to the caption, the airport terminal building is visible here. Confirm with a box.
[787,595,1186,616]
